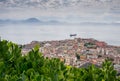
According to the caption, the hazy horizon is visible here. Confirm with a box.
[0,23,120,46]
[0,0,120,46]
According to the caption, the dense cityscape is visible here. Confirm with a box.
[22,38,120,72]
[0,0,120,80]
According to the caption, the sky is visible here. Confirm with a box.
[0,0,120,23]
[0,0,120,45]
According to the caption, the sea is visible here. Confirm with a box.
[0,23,120,46]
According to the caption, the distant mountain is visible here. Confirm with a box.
[24,18,40,23]
[0,18,63,25]
[0,19,13,24]
[0,18,120,25]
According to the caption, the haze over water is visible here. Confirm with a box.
[0,24,120,46]
[0,0,120,46]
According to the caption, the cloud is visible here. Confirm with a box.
[0,0,119,24]
[0,8,119,24]
[0,0,6,2]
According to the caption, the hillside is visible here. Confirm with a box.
[22,38,120,71]
[0,39,120,81]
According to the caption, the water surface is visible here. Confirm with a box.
[0,24,120,46]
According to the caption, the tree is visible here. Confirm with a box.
[0,40,119,81]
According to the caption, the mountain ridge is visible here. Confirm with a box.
[0,18,120,25]
[0,18,63,25]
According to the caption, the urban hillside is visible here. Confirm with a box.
[22,38,120,72]
[0,39,120,81]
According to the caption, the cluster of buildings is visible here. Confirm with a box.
[22,38,120,71]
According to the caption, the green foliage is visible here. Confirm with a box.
[0,40,120,81]
[84,42,95,48]
[76,53,80,60]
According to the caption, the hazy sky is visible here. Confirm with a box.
[0,0,120,45]
[0,0,120,23]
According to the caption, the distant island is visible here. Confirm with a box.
[0,18,63,25]
[0,18,120,25]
